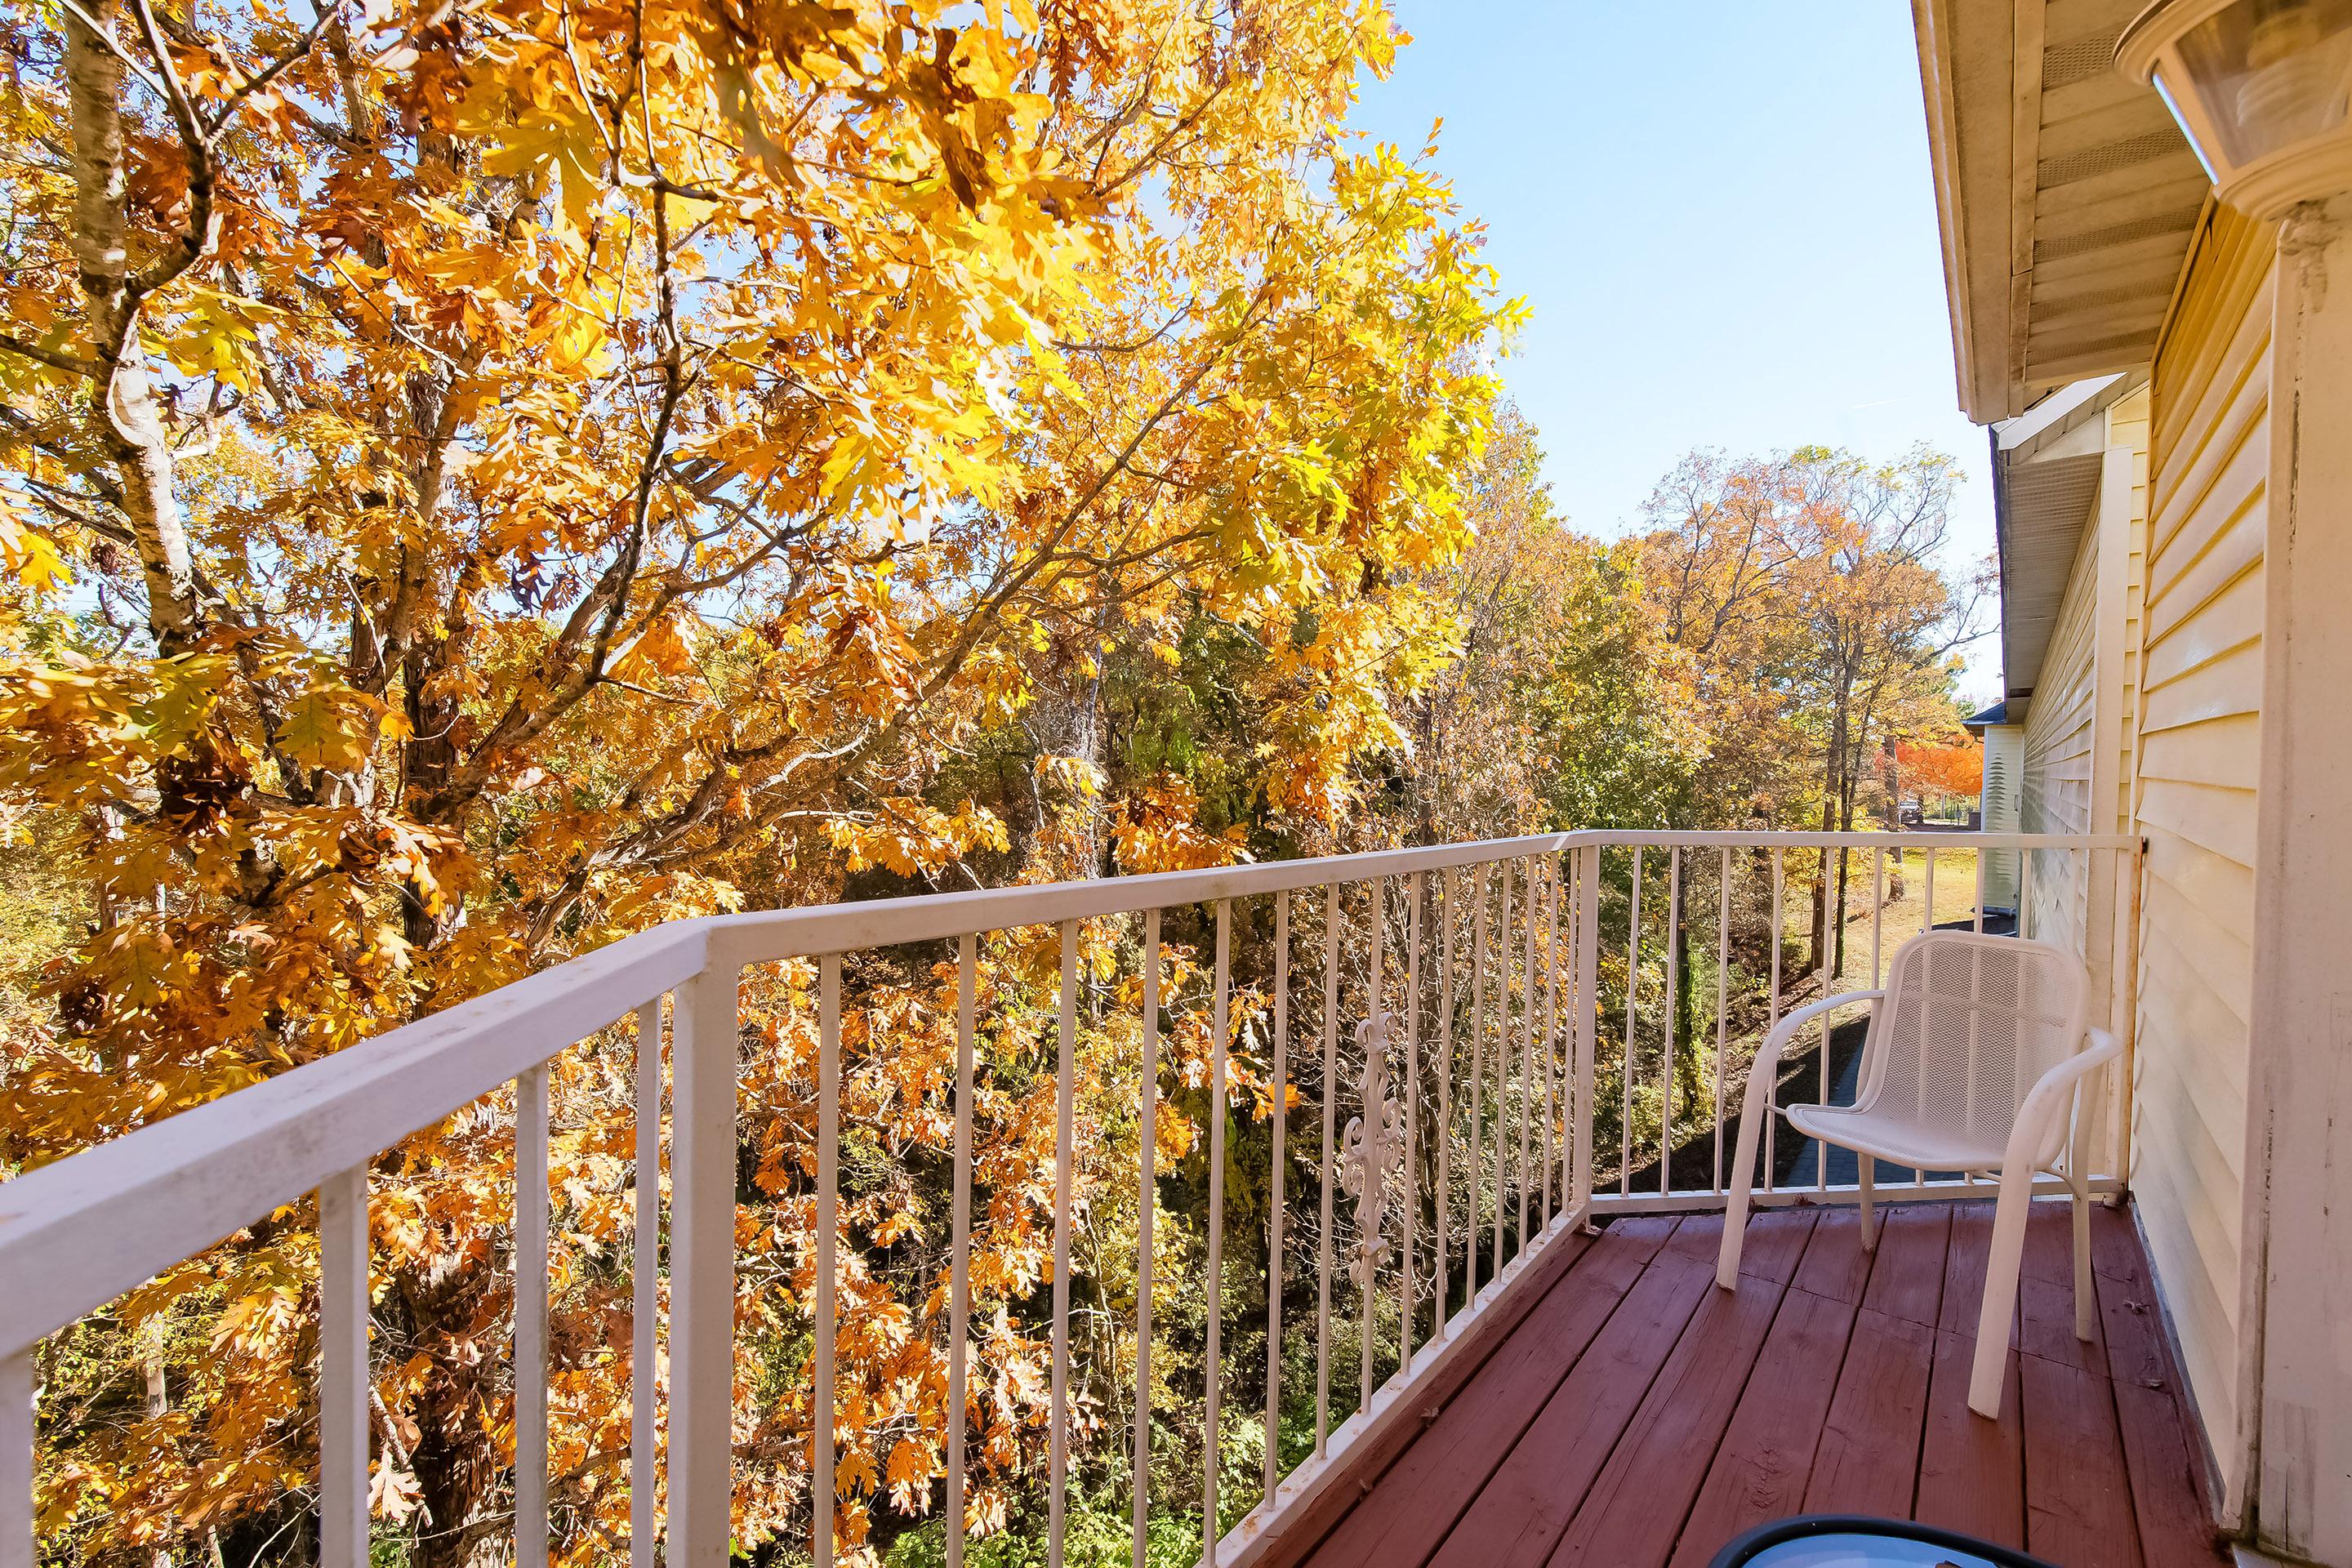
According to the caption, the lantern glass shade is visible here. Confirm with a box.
[2120,0,2352,216]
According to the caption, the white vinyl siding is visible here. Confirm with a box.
[2133,204,2274,1505]
[2022,511,2099,954]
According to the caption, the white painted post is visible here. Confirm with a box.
[1573,846,1600,1213]
[1260,899,1281,1503]
[1315,886,1339,1452]
[1620,849,1642,1197]
[1204,902,1230,1566]
[1766,850,1783,1186]
[1401,875,1421,1350]
[1,1349,29,1568]
[515,1065,550,1568]
[949,940,975,1568]
[2247,192,2352,1565]
[669,965,739,1568]
[1135,913,1160,1568]
[630,1002,664,1568]
[1434,871,1454,1334]
[1713,849,1731,1194]
[1661,849,1679,1197]
[813,960,840,1568]
[1517,858,1537,1245]
[1493,861,1511,1276]
[318,1164,371,1568]
[1049,923,1077,1568]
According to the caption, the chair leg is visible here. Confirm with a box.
[1857,1154,1878,1252]
[2071,1169,2096,1343]
[1969,1178,2032,1418]
[1717,1098,1767,1290]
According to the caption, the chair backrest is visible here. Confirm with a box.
[1855,931,2089,1158]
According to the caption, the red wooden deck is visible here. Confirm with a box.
[1272,1200,2225,1568]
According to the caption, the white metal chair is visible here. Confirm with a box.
[1713,929,2118,1419]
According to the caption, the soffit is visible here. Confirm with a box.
[1913,0,2210,421]
[1993,446,2104,705]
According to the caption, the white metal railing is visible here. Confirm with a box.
[0,830,2140,1568]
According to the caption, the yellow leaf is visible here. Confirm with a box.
[275,687,380,772]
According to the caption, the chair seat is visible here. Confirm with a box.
[1785,1102,2007,1174]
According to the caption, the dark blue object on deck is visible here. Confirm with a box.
[1708,1515,2060,1568]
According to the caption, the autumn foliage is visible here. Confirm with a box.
[1897,740,1984,804]
[0,0,1517,1560]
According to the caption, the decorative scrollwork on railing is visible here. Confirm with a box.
[1339,1010,1405,1293]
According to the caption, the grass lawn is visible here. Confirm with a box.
[1815,841,2001,985]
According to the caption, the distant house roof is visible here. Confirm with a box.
[1962,701,2010,732]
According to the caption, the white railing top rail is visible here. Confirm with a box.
[0,829,2137,1361]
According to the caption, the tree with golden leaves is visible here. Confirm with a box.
[0,0,1512,1561]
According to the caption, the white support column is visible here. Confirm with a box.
[2247,192,2352,1568]
[667,965,739,1568]
[0,1350,27,1568]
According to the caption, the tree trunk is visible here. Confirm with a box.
[65,3,203,654]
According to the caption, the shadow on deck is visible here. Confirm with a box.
[1264,1200,2225,1568]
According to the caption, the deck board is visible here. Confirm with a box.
[1421,1243,1715,1568]
[1299,1220,1669,1568]
[1546,1226,1791,1565]
[1802,1306,1934,1517]
[1268,1197,2229,1568]
[1917,1328,2027,1548]
[1668,1285,1859,1566]
[2091,1215,2230,1568]
[2021,1352,2145,1568]
[1859,1203,1952,1326]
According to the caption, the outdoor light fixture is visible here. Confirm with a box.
[2118,0,2352,217]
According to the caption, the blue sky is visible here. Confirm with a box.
[1348,2,2002,702]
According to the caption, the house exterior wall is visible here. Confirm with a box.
[1978,724,2024,911]
[2133,203,2275,1519]
[2021,501,2100,951]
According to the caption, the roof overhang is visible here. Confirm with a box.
[1911,0,2211,421]
[1962,700,2011,732]
[1985,372,2144,715]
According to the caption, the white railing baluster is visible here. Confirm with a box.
[2,1348,29,1568]
[1661,849,1680,1196]
[812,960,840,1568]
[1543,858,1560,1225]
[1468,866,1488,1289]
[2020,844,2034,942]
[1315,885,1338,1454]
[516,1064,550,1568]
[1400,874,1421,1358]
[631,1002,663,1568]
[1872,848,1886,987]
[1362,878,1383,1410]
[1050,922,1078,1568]
[318,1163,370,1568]
[672,966,738,1568]
[1493,861,1512,1277]
[1517,858,1537,1250]
[1260,898,1282,1506]
[1621,848,1642,1198]
[1434,871,1454,1336]
[1573,846,1600,1210]
[1205,902,1231,1567]
[1767,849,1783,1188]
[1924,846,1937,938]
[1713,849,1731,1194]
[1819,862,1832,1194]
[949,940,976,1568]
[1136,913,1160,1568]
